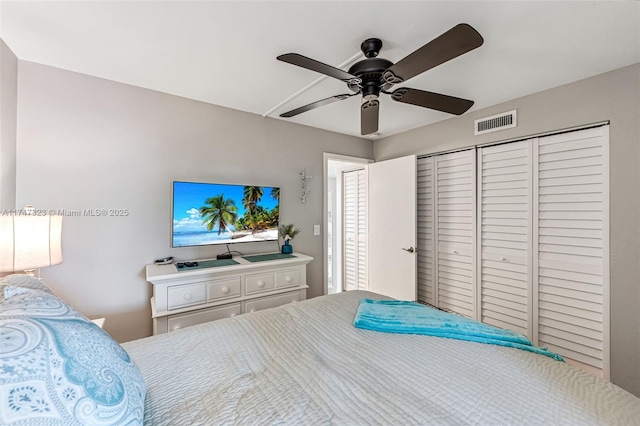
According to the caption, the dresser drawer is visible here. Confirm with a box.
[245,291,300,313]
[208,277,241,301]
[275,269,300,289]
[167,303,241,332]
[246,273,275,294]
[167,283,206,310]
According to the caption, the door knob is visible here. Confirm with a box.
[402,247,416,253]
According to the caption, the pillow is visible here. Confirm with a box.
[0,288,145,425]
[0,274,52,302]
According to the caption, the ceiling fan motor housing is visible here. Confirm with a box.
[348,57,394,100]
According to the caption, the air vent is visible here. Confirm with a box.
[474,110,517,135]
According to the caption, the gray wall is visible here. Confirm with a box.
[0,39,17,209]
[15,61,372,343]
[375,63,640,396]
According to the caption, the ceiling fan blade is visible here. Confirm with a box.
[361,100,379,135]
[280,94,354,118]
[391,87,474,115]
[383,23,483,84]
[277,53,360,83]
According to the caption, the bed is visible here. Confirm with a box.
[2,276,640,425]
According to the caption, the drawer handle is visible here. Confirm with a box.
[222,286,230,294]
[452,250,458,255]
[285,276,293,283]
[257,281,265,288]
[500,256,507,262]
[183,293,192,301]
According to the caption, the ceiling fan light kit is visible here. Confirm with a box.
[277,23,484,136]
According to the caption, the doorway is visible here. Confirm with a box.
[323,153,373,295]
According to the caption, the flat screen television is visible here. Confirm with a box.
[172,181,280,248]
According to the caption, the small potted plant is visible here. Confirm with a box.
[278,224,300,254]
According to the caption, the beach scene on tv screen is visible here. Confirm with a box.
[172,182,280,247]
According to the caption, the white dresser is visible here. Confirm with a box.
[147,253,312,334]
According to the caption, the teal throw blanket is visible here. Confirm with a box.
[354,299,563,361]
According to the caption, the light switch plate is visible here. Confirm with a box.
[313,225,320,235]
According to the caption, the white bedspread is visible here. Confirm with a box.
[123,290,640,425]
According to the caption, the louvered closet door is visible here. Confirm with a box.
[435,150,476,318]
[417,157,435,305]
[343,169,367,291]
[478,141,532,338]
[534,126,609,378]
[356,169,368,290]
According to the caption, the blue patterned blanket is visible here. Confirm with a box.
[354,298,563,361]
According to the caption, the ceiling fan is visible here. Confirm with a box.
[277,24,484,136]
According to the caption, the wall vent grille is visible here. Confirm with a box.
[474,110,517,135]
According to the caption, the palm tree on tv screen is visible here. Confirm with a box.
[199,195,239,235]
[234,216,248,231]
[269,188,280,227]
[270,187,280,201]
[269,204,279,226]
[243,186,263,215]
[245,206,270,232]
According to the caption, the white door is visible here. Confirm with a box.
[368,155,417,300]
[534,126,609,378]
[435,150,477,318]
[478,140,532,337]
[343,168,367,291]
[417,157,436,305]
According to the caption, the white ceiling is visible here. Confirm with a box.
[1,1,638,140]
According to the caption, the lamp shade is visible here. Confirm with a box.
[0,215,63,272]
